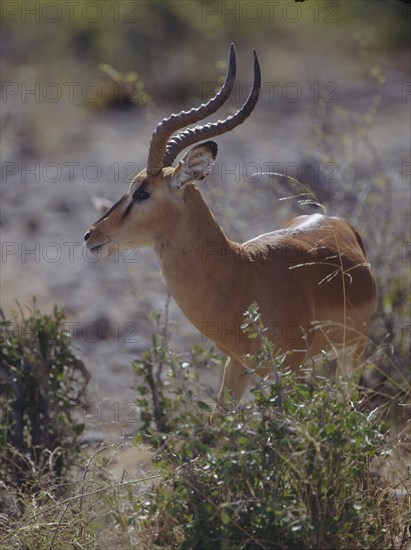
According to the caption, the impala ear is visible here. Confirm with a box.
[170,141,218,189]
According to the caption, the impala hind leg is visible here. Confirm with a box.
[210,357,251,424]
[325,336,369,401]
[335,337,368,378]
[218,357,251,405]
[350,338,370,397]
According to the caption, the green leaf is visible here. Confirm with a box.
[221,510,230,525]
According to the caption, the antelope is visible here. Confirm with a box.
[84,45,376,414]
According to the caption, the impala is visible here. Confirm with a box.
[84,45,376,411]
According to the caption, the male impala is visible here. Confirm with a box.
[84,45,376,410]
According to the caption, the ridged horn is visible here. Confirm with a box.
[146,44,236,176]
[163,50,261,168]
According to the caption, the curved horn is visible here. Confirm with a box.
[163,50,261,168]
[146,44,236,176]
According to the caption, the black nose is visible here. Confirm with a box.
[84,230,92,242]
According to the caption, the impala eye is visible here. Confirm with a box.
[132,188,150,201]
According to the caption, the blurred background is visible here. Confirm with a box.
[1,0,410,437]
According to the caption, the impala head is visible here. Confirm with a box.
[84,45,261,256]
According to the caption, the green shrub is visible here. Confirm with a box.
[138,386,385,548]
[132,312,216,447]
[132,307,408,549]
[0,301,89,491]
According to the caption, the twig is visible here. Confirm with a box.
[0,473,161,544]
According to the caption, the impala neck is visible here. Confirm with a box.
[154,185,242,330]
